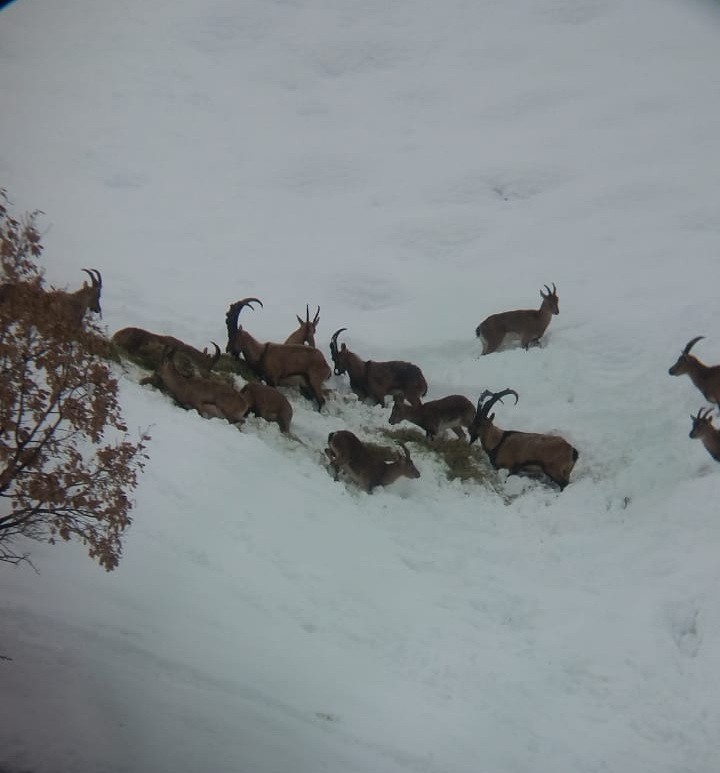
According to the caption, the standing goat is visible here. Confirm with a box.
[329,328,428,407]
[225,297,331,410]
[239,382,293,434]
[324,430,421,493]
[468,388,578,490]
[389,394,476,440]
[1,268,102,327]
[476,283,559,354]
[145,347,248,424]
[688,407,720,462]
[284,305,320,347]
[668,337,720,408]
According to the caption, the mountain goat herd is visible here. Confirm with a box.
[5,270,718,493]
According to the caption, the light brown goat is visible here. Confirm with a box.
[468,389,578,490]
[389,394,476,440]
[284,305,320,347]
[688,407,720,463]
[239,382,293,434]
[324,429,421,493]
[113,327,221,375]
[225,298,331,410]
[476,283,559,354]
[668,337,720,408]
[329,328,428,407]
[145,347,248,425]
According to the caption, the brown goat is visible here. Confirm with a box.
[284,305,320,347]
[239,382,293,434]
[112,327,221,375]
[668,337,720,408]
[145,347,248,424]
[329,328,428,407]
[1,269,102,327]
[688,407,720,462]
[324,429,421,493]
[468,388,578,490]
[476,283,559,354]
[225,298,331,410]
[50,268,103,325]
[389,394,476,440]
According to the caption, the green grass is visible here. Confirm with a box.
[378,426,497,486]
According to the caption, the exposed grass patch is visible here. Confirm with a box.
[378,426,497,486]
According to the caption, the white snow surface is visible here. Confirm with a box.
[1,0,720,771]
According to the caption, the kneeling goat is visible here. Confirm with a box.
[468,388,578,490]
[325,430,421,493]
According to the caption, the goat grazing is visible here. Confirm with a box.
[324,429,421,493]
[329,328,428,407]
[476,283,559,354]
[468,388,578,490]
[112,327,221,375]
[145,346,248,425]
[668,337,720,408]
[389,394,476,440]
[225,297,331,410]
[239,382,293,434]
[688,407,720,462]
[284,305,320,347]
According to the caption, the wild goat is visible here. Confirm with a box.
[476,283,559,354]
[324,429,421,493]
[284,305,320,347]
[389,394,476,440]
[329,328,428,407]
[112,327,221,375]
[688,407,720,462]
[1,268,102,326]
[668,337,720,408]
[144,346,248,425]
[225,297,331,410]
[468,388,578,490]
[50,268,103,325]
[239,382,293,434]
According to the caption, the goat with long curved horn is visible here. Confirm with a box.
[468,388,578,490]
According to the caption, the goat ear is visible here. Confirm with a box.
[489,412,495,421]
[296,315,303,325]
[341,343,347,352]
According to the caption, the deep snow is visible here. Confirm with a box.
[1,0,720,771]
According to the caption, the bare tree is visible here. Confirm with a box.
[0,190,149,570]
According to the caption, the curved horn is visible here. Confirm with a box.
[552,282,556,294]
[82,268,100,287]
[312,305,320,325]
[543,284,551,296]
[479,388,519,419]
[330,327,347,353]
[683,336,705,355]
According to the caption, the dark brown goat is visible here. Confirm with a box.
[389,394,476,440]
[689,407,720,462]
[329,328,427,407]
[324,429,421,493]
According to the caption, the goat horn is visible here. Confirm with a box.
[330,327,347,350]
[543,284,551,296]
[313,305,320,325]
[552,282,556,294]
[82,268,99,287]
[480,388,519,418]
[683,336,704,355]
